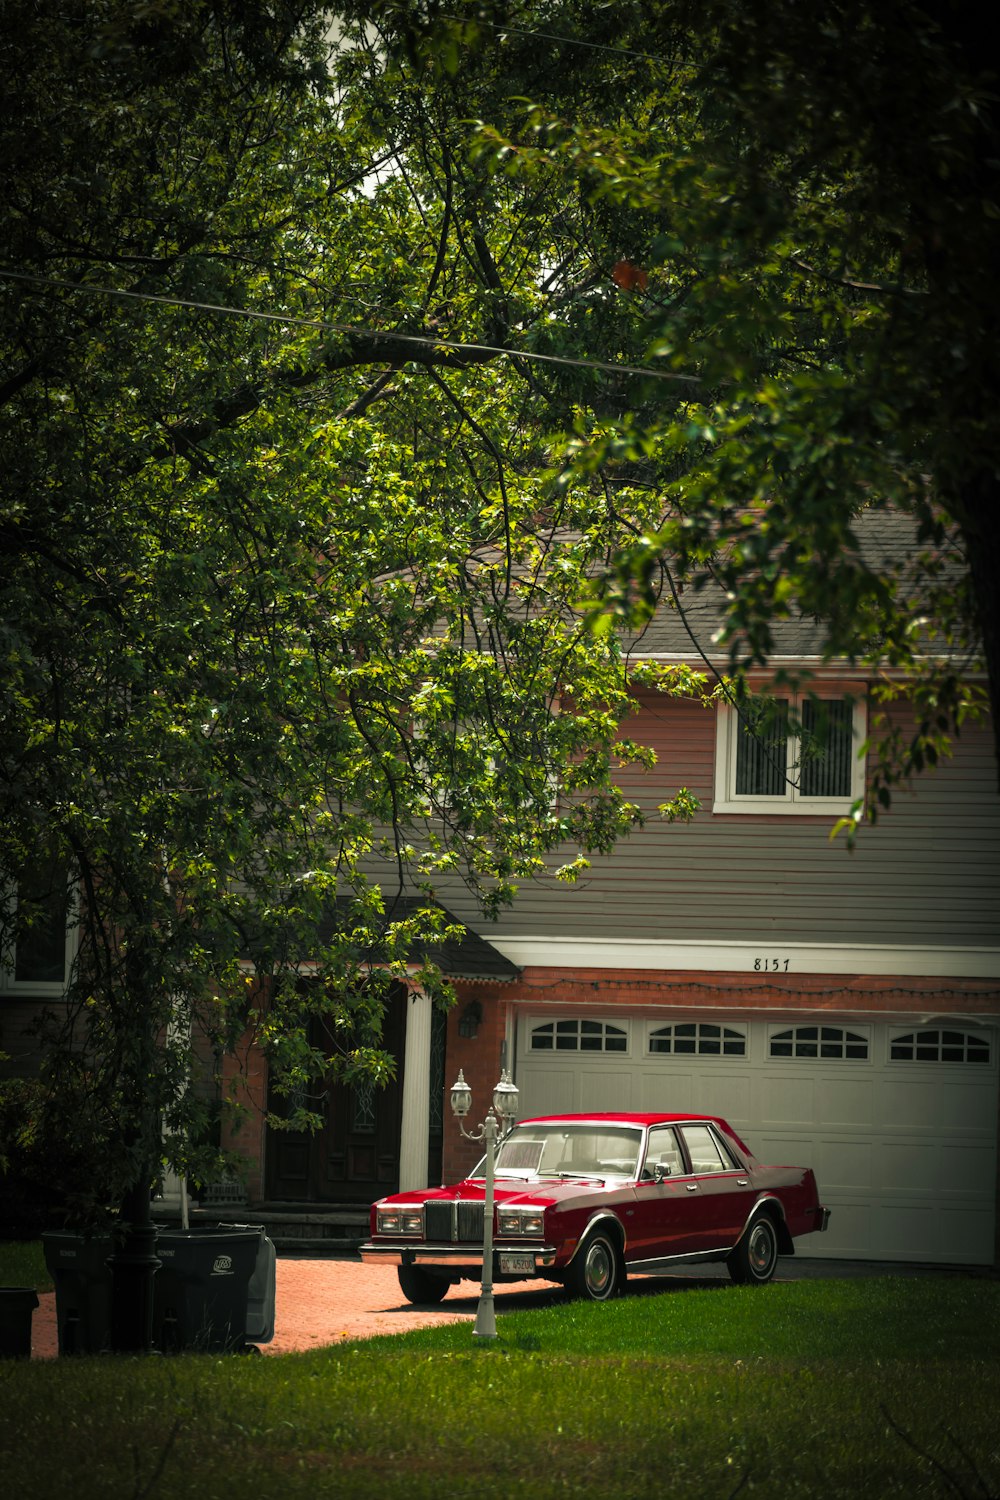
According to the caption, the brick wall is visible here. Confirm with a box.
[506,966,1000,1017]
[219,1030,269,1204]
[441,985,513,1183]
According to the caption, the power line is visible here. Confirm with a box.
[434,11,664,66]
[340,6,665,66]
[2,268,700,386]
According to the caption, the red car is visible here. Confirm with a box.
[361,1112,830,1303]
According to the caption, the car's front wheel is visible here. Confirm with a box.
[397,1265,450,1305]
[566,1230,623,1301]
[727,1215,779,1285]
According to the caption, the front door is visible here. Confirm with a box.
[266,985,407,1204]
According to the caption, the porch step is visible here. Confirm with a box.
[188,1202,370,1256]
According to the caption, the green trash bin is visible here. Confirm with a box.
[42,1231,114,1355]
[152,1226,260,1353]
[0,1288,40,1358]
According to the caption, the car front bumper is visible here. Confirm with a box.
[359,1241,560,1277]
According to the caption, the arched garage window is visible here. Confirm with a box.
[889,1028,991,1064]
[529,1018,628,1053]
[648,1022,747,1057]
[769,1025,869,1060]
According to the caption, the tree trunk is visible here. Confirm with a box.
[108,1178,160,1354]
[108,939,163,1353]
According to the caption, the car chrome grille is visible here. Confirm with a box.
[457,1201,485,1242]
[425,1201,452,1242]
[424,1200,486,1242]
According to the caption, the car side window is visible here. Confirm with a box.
[641,1126,684,1180]
[679,1124,730,1174]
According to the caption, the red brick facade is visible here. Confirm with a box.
[441,985,515,1183]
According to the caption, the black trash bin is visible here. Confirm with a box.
[152,1226,260,1353]
[217,1224,276,1346]
[0,1288,40,1358]
[42,1231,114,1355]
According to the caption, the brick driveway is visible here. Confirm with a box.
[30,1257,558,1358]
[257,1258,557,1353]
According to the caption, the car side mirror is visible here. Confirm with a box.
[653,1162,672,1183]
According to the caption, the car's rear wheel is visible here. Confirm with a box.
[727,1215,779,1285]
[566,1230,623,1302]
[398,1265,450,1305]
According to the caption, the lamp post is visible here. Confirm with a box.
[449,1067,519,1339]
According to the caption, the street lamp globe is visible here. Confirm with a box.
[449,1068,473,1119]
[492,1070,519,1128]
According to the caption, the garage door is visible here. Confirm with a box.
[513,1012,998,1264]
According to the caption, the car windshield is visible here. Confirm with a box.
[472,1122,643,1181]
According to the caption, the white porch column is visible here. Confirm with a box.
[398,987,433,1191]
[155,1165,190,1226]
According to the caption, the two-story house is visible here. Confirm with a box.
[4,510,998,1265]
[217,510,1000,1267]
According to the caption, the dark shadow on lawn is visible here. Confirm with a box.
[383,1255,991,1316]
[385,1271,735,1317]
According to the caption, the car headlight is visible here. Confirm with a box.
[377,1206,424,1236]
[497,1206,545,1237]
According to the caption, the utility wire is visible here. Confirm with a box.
[1,268,701,386]
[436,10,664,66]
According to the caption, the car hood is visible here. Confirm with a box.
[386,1176,619,1211]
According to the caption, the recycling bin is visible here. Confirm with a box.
[0,1287,40,1358]
[218,1223,277,1346]
[42,1230,114,1354]
[152,1225,261,1353]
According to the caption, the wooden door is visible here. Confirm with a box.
[265,985,408,1204]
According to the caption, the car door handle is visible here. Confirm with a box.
[685,1183,699,1192]
[737,1179,749,1186]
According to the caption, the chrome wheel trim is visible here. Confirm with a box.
[583,1237,614,1298]
[747,1219,777,1278]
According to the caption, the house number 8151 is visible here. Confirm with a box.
[754,957,790,972]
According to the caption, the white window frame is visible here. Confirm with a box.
[528,1017,631,1055]
[767,1023,871,1061]
[647,1021,748,1057]
[1,887,76,996]
[888,1026,993,1066]
[713,692,867,815]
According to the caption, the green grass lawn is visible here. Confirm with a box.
[1,1255,997,1500]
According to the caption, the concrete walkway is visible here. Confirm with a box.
[28,1253,980,1359]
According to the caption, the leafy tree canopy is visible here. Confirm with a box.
[2,0,996,1222]
[360,0,997,811]
[0,0,704,1211]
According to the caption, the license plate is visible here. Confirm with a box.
[499,1253,535,1275]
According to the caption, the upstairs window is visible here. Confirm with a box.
[714,693,866,815]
